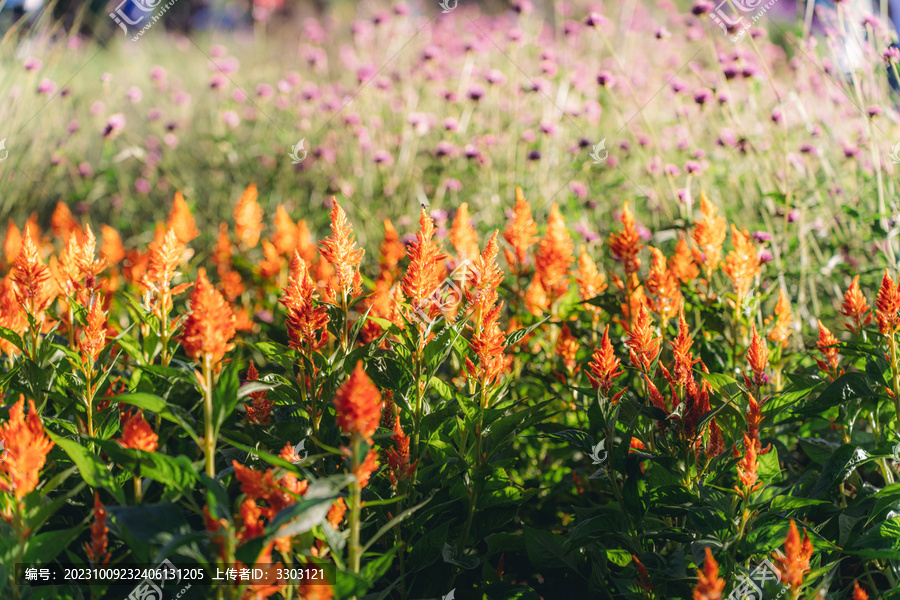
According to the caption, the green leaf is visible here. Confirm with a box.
[809,444,876,498]
[47,432,124,504]
[24,526,85,563]
[108,392,199,444]
[407,521,450,570]
[848,517,900,560]
[793,373,876,417]
[523,525,583,575]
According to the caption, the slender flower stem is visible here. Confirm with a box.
[202,353,216,478]
[348,432,363,574]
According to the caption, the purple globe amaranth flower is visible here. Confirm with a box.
[444,117,459,131]
[685,160,702,175]
[584,12,605,27]
[770,109,783,124]
[527,150,541,161]
[570,181,588,199]
[665,163,681,177]
[842,143,860,158]
[787,209,800,223]
[467,85,486,101]
[435,141,455,157]
[637,226,652,241]
[77,162,93,177]
[508,28,525,43]
[752,231,772,243]
[484,69,506,86]
[563,20,580,36]
[693,88,713,105]
[37,78,57,95]
[540,60,558,77]
[868,105,883,117]
[677,188,690,204]
[445,178,463,191]
[691,0,714,15]
[372,10,390,25]
[103,113,126,139]
[884,46,900,63]
[357,64,377,84]
[23,56,41,71]
[655,27,671,39]
[135,178,152,194]
[430,209,448,224]
[66,119,79,135]
[256,83,274,98]
[464,145,480,159]
[521,130,536,143]
[215,57,240,75]
[799,143,818,157]
[607,156,619,168]
[147,108,162,121]
[758,250,774,264]
[540,121,557,136]
[150,65,167,81]
[394,2,410,16]
[512,0,533,14]
[173,91,191,105]
[596,70,616,87]
[717,91,730,104]
[232,89,248,102]
[670,77,687,93]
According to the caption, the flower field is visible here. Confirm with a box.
[3,1,900,599]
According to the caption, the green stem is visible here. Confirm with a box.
[348,432,363,575]
[203,354,216,478]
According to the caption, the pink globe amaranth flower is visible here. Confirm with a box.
[445,178,463,191]
[508,28,524,43]
[150,65,167,81]
[126,86,143,103]
[66,120,79,135]
[373,150,393,165]
[584,12,605,27]
[173,92,191,105]
[570,181,588,200]
[655,27,671,39]
[100,72,112,83]
[210,44,227,58]
[135,178,152,194]
[103,113,126,139]
[164,133,178,148]
[521,130,536,143]
[222,110,240,127]
[357,64,377,84]
[670,77,687,93]
[232,89,248,103]
[209,73,227,89]
[665,164,681,177]
[693,88,713,105]
[215,57,239,75]
[444,117,459,131]
[787,209,800,223]
[753,231,772,243]
[484,69,506,86]
[868,105,883,117]
[394,2,410,16]
[37,78,57,95]
[435,141,455,158]
[685,160,702,175]
[512,0,533,14]
[90,101,105,115]
[256,83,274,98]
[68,37,83,50]
[596,70,616,87]
[467,85,486,101]
[884,46,900,63]
[23,56,41,71]
[758,250,773,264]
[771,109,784,124]
[78,162,93,177]
[540,121,557,137]
[277,79,293,93]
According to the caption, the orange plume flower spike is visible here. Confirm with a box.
[234,183,263,249]
[692,547,725,600]
[334,361,383,441]
[772,520,813,589]
[401,209,448,322]
[876,269,900,337]
[746,326,769,387]
[280,252,329,353]
[627,304,660,373]
[84,492,110,566]
[319,197,365,299]
[692,191,727,273]
[588,324,624,394]
[502,187,538,275]
[534,204,574,303]
[12,228,54,319]
[450,203,479,262]
[815,320,842,380]
[768,289,793,348]
[723,225,760,307]
[574,246,607,311]
[168,191,200,244]
[0,395,55,499]
[671,237,699,284]
[840,275,871,333]
[608,201,643,278]
[179,268,237,367]
[119,409,159,452]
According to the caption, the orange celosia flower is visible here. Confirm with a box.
[852,581,869,600]
[379,219,406,277]
[767,289,793,348]
[51,201,80,241]
[840,275,872,334]
[234,183,264,249]
[327,497,347,529]
[244,361,274,426]
[354,449,379,488]
[627,304,661,373]
[608,201,643,278]
[692,191,727,273]
[723,225,759,306]
[466,304,508,391]
[524,277,550,316]
[735,432,761,497]
[646,246,682,324]
[468,231,504,316]
[4,220,22,267]
[179,268,236,366]
[450,203,480,262]
[295,220,317,266]
[502,187,539,275]
[233,461,279,501]
[334,361,383,441]
[272,205,298,257]
[167,191,200,244]
[772,520,814,589]
[632,555,653,592]
[119,409,159,452]
[746,326,769,387]
[12,228,54,318]
[142,229,191,316]
[258,241,283,282]
[671,237,699,284]
[401,209,448,321]
[574,246,607,309]
[79,297,109,364]
[707,419,724,458]
[84,493,110,566]
[692,547,725,600]
[645,376,669,412]
[280,252,329,353]
[556,323,580,374]
[0,276,26,355]
[588,325,624,395]
[99,225,125,265]
[876,270,900,337]
[387,416,416,488]
[319,198,365,299]
[534,204,574,302]
[672,311,697,388]
[816,320,842,379]
[0,395,55,499]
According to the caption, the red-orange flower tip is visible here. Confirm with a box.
[180,268,237,364]
[692,547,725,600]
[334,361,383,441]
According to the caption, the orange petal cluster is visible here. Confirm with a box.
[772,520,814,589]
[876,270,900,336]
[281,252,329,353]
[119,410,159,452]
[692,547,725,600]
[692,192,727,272]
[234,183,264,249]
[167,191,200,244]
[179,268,237,365]
[502,187,538,275]
[401,209,448,321]
[334,361,383,441]
[531,204,574,303]
[0,395,54,499]
[84,493,110,566]
[815,320,842,380]
[450,203,479,262]
[12,229,54,318]
[244,361,274,426]
[574,246,607,310]
[607,201,642,277]
[840,275,871,333]
[627,304,660,373]
[723,225,759,305]
[588,325,624,396]
[767,290,793,347]
[318,198,364,298]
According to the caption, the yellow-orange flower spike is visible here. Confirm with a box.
[723,225,760,305]
[468,304,508,390]
[234,183,263,249]
[100,225,125,265]
[840,275,872,334]
[772,520,813,589]
[816,320,842,379]
[692,191,727,272]
[51,201,80,241]
[80,298,109,364]
[334,361,383,441]
[768,290,793,348]
[876,270,900,336]
[556,323,580,374]
[3,220,22,267]
[179,268,236,365]
[672,311,696,388]
[692,547,725,600]
[281,252,330,353]
[574,246,607,309]
[735,432,761,497]
[450,203,479,262]
[319,198,365,298]
[502,187,538,275]
[468,231,504,314]
[12,228,54,317]
[272,205,298,257]
[167,191,200,244]
[401,209,448,318]
[0,395,54,499]
[119,409,159,452]
[379,219,406,276]
[534,204,574,301]
[627,304,660,373]
[588,325,624,394]
[746,326,769,386]
[607,201,642,277]
[671,238,699,284]
[852,581,869,600]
